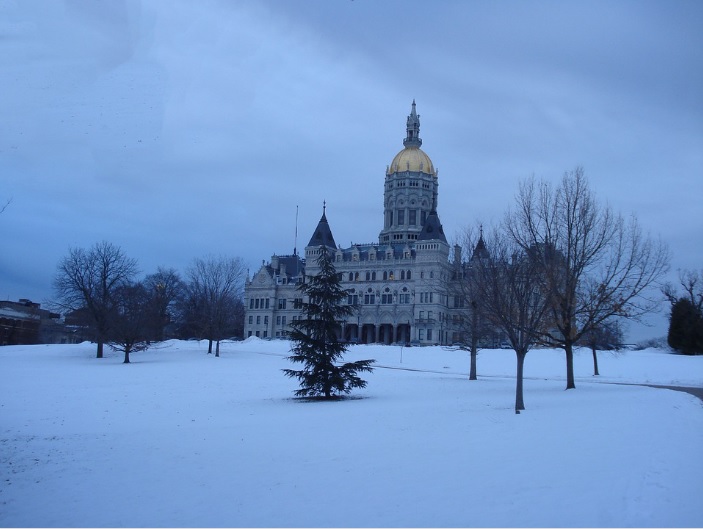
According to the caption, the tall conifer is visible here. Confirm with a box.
[283,248,374,398]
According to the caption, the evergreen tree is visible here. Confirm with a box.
[283,248,375,399]
[668,298,703,355]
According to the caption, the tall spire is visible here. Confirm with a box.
[403,99,422,148]
[472,225,490,261]
[307,202,337,249]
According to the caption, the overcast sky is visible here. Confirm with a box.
[1,0,701,341]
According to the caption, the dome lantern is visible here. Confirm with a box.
[403,99,422,148]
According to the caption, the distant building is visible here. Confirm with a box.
[0,299,60,345]
[0,299,92,346]
[244,101,487,345]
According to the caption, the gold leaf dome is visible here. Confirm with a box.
[387,146,436,177]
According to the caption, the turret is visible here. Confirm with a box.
[306,202,336,250]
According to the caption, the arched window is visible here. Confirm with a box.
[349,273,354,281]
[407,270,412,280]
[383,271,388,281]
[400,270,406,280]
[381,287,393,305]
[366,271,370,281]
[372,271,377,281]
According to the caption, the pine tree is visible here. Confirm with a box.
[283,247,375,399]
[668,298,703,355]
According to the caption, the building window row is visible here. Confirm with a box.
[340,270,413,282]
[387,179,431,189]
[387,209,427,228]
[418,329,433,341]
[249,297,270,310]
[346,287,412,306]
[248,315,271,326]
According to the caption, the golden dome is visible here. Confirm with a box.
[387,146,436,177]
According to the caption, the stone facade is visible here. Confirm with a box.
[244,102,474,345]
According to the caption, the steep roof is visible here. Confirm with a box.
[471,234,490,260]
[307,205,337,249]
[418,210,447,243]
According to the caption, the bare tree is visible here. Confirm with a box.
[108,282,152,363]
[53,241,139,358]
[185,255,246,356]
[471,227,551,412]
[0,197,11,214]
[505,168,670,389]
[452,226,493,380]
[663,269,703,310]
[579,318,624,376]
[143,267,184,341]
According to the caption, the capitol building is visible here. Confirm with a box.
[244,101,484,345]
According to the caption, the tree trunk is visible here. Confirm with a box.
[207,339,213,354]
[591,346,600,376]
[565,343,576,389]
[96,340,104,359]
[215,340,220,357]
[469,309,478,380]
[515,351,526,412]
[123,346,131,364]
[469,347,477,380]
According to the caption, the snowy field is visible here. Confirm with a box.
[1,338,702,527]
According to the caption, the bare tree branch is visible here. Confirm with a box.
[184,255,246,355]
[470,226,551,412]
[505,167,670,389]
[53,241,139,358]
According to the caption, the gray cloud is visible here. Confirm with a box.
[1,0,701,341]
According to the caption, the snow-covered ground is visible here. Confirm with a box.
[1,339,701,527]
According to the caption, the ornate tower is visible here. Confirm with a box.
[379,100,440,245]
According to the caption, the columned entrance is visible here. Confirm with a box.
[344,323,360,343]
[378,324,394,344]
[348,322,413,345]
[395,323,411,345]
[361,324,376,344]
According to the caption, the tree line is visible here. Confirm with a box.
[451,167,671,412]
[53,243,246,363]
